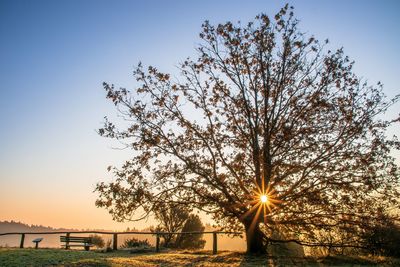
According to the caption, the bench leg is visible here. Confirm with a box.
[85,246,90,251]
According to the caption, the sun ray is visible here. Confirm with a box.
[240,201,261,221]
[263,203,267,224]
[248,203,263,233]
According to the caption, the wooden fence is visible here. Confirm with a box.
[0,231,241,254]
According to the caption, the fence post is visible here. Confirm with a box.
[212,232,217,255]
[113,233,118,250]
[20,233,25,248]
[65,232,70,249]
[156,233,160,252]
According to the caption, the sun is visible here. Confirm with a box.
[260,194,268,203]
[240,182,282,232]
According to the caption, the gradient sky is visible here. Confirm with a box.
[0,0,399,231]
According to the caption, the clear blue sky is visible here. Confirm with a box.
[0,0,399,230]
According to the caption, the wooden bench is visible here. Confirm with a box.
[60,235,93,251]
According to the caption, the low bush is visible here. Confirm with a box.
[362,222,400,257]
[89,234,105,248]
[120,237,151,248]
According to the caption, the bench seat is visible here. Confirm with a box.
[60,236,93,251]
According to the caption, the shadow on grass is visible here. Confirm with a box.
[319,254,397,266]
[237,254,316,267]
[237,253,400,267]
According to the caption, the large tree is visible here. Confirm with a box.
[95,5,400,253]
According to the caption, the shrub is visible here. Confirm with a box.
[120,237,151,248]
[362,221,400,257]
[89,234,105,248]
[104,239,113,252]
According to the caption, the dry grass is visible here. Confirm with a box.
[1,248,399,266]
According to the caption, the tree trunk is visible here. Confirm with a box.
[244,219,267,254]
[163,234,173,247]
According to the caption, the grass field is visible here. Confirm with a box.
[1,248,399,266]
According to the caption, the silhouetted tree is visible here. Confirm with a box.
[153,203,190,247]
[176,214,206,249]
[95,5,400,253]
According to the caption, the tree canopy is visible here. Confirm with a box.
[95,5,400,253]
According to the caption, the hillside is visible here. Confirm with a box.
[0,221,110,248]
[0,221,71,233]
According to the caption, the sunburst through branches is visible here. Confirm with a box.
[240,182,282,235]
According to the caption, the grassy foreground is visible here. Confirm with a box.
[1,248,399,266]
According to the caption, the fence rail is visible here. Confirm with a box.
[0,230,242,254]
